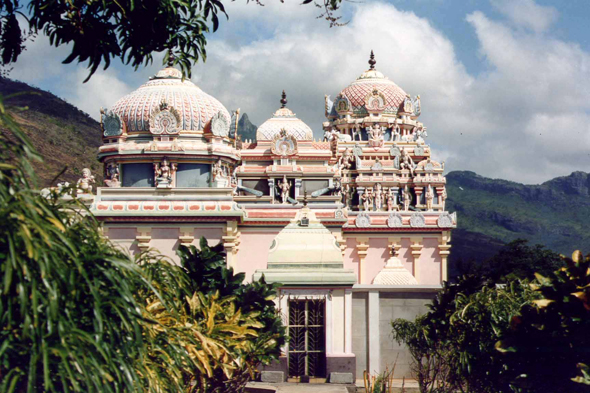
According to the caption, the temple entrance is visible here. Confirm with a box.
[287,298,327,380]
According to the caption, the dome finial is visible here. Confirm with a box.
[369,50,376,70]
[280,90,287,108]
[167,49,175,68]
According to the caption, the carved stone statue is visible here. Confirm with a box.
[212,158,229,187]
[340,147,354,170]
[400,148,415,177]
[403,94,413,113]
[413,124,427,144]
[440,187,447,211]
[368,123,384,148]
[154,158,176,187]
[104,162,120,188]
[278,175,291,204]
[425,185,434,211]
[343,183,352,208]
[361,188,373,211]
[76,168,95,195]
[386,190,397,211]
[392,122,401,142]
[352,125,362,141]
[403,186,411,211]
[374,183,383,211]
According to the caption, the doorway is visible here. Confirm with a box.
[287,298,327,380]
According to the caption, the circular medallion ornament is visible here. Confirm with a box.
[389,145,401,157]
[437,212,453,228]
[335,209,346,219]
[101,110,123,137]
[355,213,371,228]
[211,110,230,137]
[410,212,426,228]
[387,212,403,228]
[149,101,181,135]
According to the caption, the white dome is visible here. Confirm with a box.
[110,67,230,133]
[256,92,314,141]
[373,254,418,285]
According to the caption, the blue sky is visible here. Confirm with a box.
[10,0,590,183]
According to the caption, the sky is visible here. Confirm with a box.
[10,0,590,184]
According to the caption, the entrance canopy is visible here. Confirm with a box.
[253,206,356,286]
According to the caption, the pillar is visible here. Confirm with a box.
[438,231,452,282]
[367,290,380,374]
[136,226,151,252]
[222,220,240,270]
[345,288,353,354]
[410,237,423,283]
[356,237,369,284]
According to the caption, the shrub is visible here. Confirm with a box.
[497,251,590,393]
[393,277,537,393]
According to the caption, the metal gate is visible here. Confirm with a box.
[287,298,326,379]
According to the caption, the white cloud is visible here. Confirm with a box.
[491,0,558,33]
[10,0,590,184]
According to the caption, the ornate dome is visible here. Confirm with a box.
[372,249,418,285]
[335,51,406,116]
[256,91,314,141]
[110,66,230,133]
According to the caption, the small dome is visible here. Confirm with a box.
[373,253,418,285]
[336,52,406,115]
[110,66,230,133]
[256,91,314,141]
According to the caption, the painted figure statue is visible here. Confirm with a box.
[154,158,176,187]
[76,168,95,194]
[278,175,291,204]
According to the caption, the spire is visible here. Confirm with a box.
[280,90,287,108]
[368,50,376,70]
[167,49,175,68]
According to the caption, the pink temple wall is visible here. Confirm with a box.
[364,238,389,285]
[399,238,415,277]
[106,227,140,256]
[418,237,442,285]
[343,238,360,282]
[236,231,278,282]
[150,228,180,263]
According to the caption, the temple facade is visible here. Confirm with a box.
[80,52,456,382]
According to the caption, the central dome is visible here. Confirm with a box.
[256,91,314,141]
[110,67,230,133]
[335,51,407,116]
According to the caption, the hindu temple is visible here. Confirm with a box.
[77,51,456,383]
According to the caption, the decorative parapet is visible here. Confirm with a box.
[90,187,244,218]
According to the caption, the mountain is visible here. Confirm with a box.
[0,78,102,187]
[447,170,590,267]
[237,113,257,141]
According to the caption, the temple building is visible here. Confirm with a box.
[80,52,456,382]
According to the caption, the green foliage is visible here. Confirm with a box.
[139,241,286,393]
[0,0,345,81]
[479,239,565,282]
[393,277,538,393]
[0,94,286,392]
[496,251,590,392]
[0,93,165,392]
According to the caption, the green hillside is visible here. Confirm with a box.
[0,78,102,187]
[447,170,590,266]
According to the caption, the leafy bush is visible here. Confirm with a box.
[496,251,590,392]
[141,242,286,393]
[393,277,537,393]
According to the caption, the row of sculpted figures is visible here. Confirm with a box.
[323,122,427,147]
